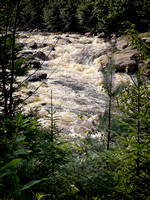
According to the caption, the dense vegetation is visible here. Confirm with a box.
[12,0,150,34]
[0,0,150,200]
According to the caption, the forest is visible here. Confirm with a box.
[0,0,150,199]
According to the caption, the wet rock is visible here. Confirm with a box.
[72,45,110,65]
[84,32,93,37]
[97,32,105,38]
[27,55,35,60]
[20,50,33,55]
[62,38,72,44]
[28,41,37,49]
[55,36,62,40]
[19,34,28,39]
[29,73,47,82]
[39,73,47,79]
[34,51,49,61]
[110,33,117,44]
[38,43,48,48]
[27,91,34,96]
[52,80,85,91]
[45,46,56,51]
[30,60,41,68]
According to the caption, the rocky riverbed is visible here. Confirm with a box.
[17,31,144,137]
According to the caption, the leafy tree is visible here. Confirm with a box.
[43,0,79,32]
[76,0,98,32]
[94,0,150,34]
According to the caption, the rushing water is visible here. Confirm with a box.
[17,32,129,137]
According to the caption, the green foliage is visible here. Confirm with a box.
[2,0,149,33]
[64,135,117,200]
[43,0,79,32]
[0,1,30,118]
[94,0,150,34]
[97,55,126,149]
[15,103,73,199]
[123,22,150,62]
[0,112,42,199]
[76,0,98,32]
[108,28,150,199]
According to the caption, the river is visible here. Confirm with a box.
[17,32,129,137]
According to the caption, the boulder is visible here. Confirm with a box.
[114,49,138,73]
[34,51,49,61]
[29,73,47,82]
[28,41,37,49]
[116,37,131,50]
[30,60,41,68]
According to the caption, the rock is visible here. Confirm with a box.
[55,36,62,40]
[64,39,72,44]
[84,32,93,37]
[21,63,28,69]
[98,55,108,71]
[20,50,33,55]
[38,43,48,48]
[114,49,138,73]
[97,32,105,38]
[27,91,34,96]
[19,34,28,39]
[29,73,47,82]
[45,46,55,51]
[146,37,150,44]
[111,33,116,39]
[34,51,49,61]
[30,60,41,68]
[110,33,117,44]
[142,37,150,44]
[27,55,35,60]
[39,73,47,79]
[122,44,128,49]
[116,37,131,50]
[28,41,37,49]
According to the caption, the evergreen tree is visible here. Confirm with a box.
[94,55,126,150]
[110,27,150,200]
